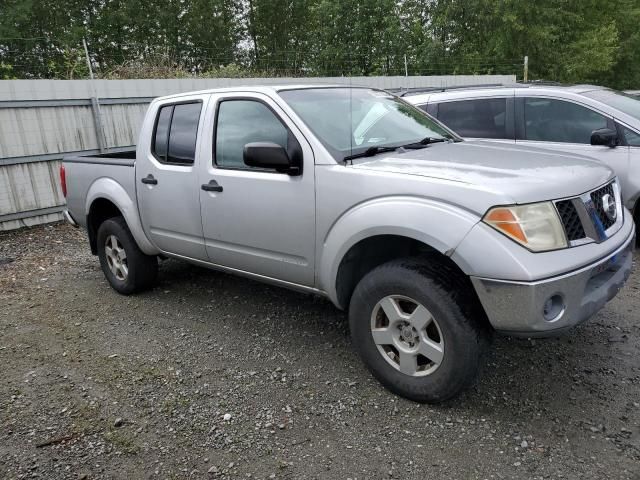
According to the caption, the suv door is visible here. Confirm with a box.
[136,97,208,260]
[617,122,640,211]
[421,97,515,142]
[197,93,316,286]
[515,96,630,199]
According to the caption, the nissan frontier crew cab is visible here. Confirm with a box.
[62,86,635,403]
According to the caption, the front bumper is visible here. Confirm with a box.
[470,229,635,337]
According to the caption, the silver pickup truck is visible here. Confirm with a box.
[62,85,635,403]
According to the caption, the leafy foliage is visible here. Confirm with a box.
[0,0,638,88]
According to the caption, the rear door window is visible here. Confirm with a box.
[523,98,607,144]
[436,98,508,139]
[152,101,202,165]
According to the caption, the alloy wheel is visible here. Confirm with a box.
[104,234,128,281]
[370,295,444,376]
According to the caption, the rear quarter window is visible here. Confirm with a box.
[152,101,202,165]
[153,106,172,160]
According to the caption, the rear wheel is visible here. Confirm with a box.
[97,216,157,294]
[349,258,487,403]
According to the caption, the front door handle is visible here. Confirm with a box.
[201,180,223,192]
[141,174,158,185]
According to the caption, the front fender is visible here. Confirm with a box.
[318,196,480,306]
[85,177,159,255]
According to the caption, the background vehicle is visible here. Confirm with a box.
[403,84,640,238]
[62,86,634,403]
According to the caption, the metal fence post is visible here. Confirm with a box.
[83,38,107,153]
[90,97,107,153]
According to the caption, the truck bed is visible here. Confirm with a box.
[62,149,137,230]
[63,148,136,167]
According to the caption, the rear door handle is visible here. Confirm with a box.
[141,174,158,185]
[201,180,223,192]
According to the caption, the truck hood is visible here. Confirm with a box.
[351,140,613,204]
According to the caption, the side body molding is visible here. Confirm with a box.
[317,196,480,307]
[85,177,159,255]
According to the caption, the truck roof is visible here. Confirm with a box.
[154,84,366,102]
[149,82,613,105]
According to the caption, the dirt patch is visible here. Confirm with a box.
[1,223,639,479]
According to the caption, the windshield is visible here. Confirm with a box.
[279,87,457,161]
[582,89,640,121]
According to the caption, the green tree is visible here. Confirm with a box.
[0,0,90,78]
[597,0,640,89]
[87,0,241,74]
[419,0,639,87]
[0,0,639,88]
[309,0,408,76]
[243,0,315,74]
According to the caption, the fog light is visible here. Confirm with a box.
[543,294,565,322]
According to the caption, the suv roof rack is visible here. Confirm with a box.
[390,80,576,98]
[518,80,565,86]
[392,83,523,97]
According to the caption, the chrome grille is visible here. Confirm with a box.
[554,180,622,245]
[589,182,616,230]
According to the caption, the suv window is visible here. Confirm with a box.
[620,125,640,147]
[436,98,507,139]
[215,100,289,169]
[152,102,202,165]
[524,98,607,144]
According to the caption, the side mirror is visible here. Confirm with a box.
[243,142,299,174]
[590,128,619,148]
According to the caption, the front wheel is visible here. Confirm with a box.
[349,258,487,403]
[96,216,158,294]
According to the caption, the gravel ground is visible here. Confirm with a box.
[0,223,639,480]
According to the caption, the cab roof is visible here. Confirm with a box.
[154,84,372,102]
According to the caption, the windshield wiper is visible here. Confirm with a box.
[343,136,449,162]
[400,136,448,149]
[343,145,399,162]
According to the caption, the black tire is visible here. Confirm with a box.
[96,216,157,294]
[349,257,488,403]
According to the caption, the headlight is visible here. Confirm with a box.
[483,202,567,252]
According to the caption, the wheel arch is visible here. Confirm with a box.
[318,197,480,309]
[87,198,122,254]
[85,178,158,256]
